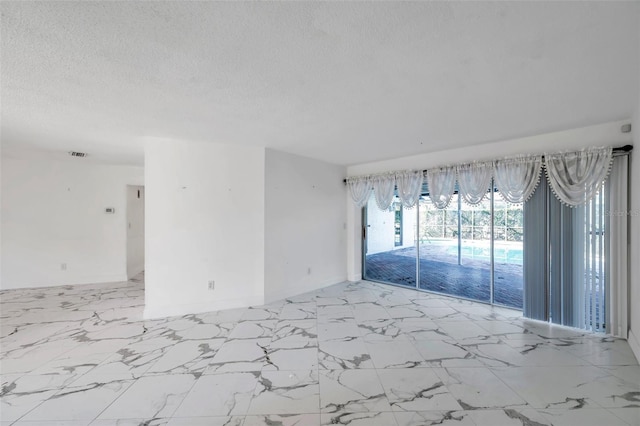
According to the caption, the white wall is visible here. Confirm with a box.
[365,194,417,255]
[1,143,3,284]
[348,121,632,176]
[1,156,143,289]
[126,185,145,279]
[366,201,396,255]
[264,149,347,303]
[144,139,265,318]
[628,27,640,360]
[346,121,633,282]
[347,202,362,282]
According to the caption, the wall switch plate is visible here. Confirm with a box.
[208,280,215,290]
[61,263,67,271]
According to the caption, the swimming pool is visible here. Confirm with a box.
[432,239,523,264]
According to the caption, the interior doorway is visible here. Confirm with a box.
[126,185,145,280]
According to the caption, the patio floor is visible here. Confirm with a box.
[364,246,523,309]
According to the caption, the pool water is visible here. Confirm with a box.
[441,241,523,264]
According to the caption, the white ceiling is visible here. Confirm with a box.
[1,2,639,166]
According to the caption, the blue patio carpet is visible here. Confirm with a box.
[364,246,523,309]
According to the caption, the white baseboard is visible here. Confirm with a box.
[628,329,640,364]
[143,295,265,319]
[1,274,129,290]
[347,273,362,282]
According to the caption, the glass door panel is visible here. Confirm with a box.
[417,195,458,294]
[363,193,417,288]
[492,193,524,309]
[458,196,492,303]
[418,194,490,302]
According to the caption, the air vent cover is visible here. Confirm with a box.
[68,151,88,158]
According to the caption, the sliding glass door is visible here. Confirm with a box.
[364,185,524,310]
[363,192,417,288]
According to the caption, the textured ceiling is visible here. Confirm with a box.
[1,1,639,166]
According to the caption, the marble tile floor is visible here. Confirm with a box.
[1,274,638,426]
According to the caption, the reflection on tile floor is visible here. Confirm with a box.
[1,274,639,425]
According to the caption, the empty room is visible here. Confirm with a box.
[1,1,639,426]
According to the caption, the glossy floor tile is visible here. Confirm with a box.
[1,274,639,425]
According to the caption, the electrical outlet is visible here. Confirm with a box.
[61,263,67,271]
[208,280,215,290]
[307,267,311,275]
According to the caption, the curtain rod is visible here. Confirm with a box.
[342,144,633,183]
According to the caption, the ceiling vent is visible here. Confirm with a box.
[68,151,88,158]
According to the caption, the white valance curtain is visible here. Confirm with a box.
[545,147,613,207]
[346,177,371,208]
[347,146,613,211]
[456,162,493,205]
[347,171,424,210]
[373,174,396,211]
[494,155,543,204]
[426,167,456,209]
[396,170,424,208]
